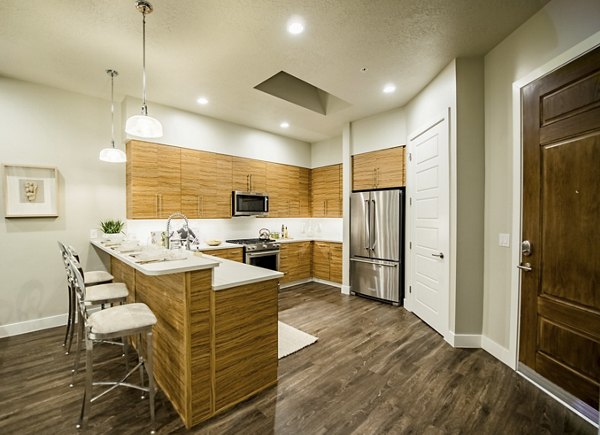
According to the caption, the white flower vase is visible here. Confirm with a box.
[103,233,125,243]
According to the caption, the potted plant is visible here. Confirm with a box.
[100,219,125,242]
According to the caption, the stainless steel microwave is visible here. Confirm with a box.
[232,191,269,216]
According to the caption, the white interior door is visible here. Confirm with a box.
[407,114,450,338]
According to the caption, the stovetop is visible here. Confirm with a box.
[226,238,275,244]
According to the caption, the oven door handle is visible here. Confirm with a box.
[246,250,280,258]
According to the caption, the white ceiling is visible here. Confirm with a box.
[0,0,547,143]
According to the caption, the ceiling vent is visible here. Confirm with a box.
[254,71,350,115]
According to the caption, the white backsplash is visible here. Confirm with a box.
[125,217,342,244]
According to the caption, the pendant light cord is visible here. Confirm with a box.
[110,71,116,148]
[141,10,148,115]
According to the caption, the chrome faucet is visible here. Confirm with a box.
[166,212,192,250]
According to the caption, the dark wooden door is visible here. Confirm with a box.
[519,46,600,410]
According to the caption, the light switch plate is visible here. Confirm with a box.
[90,229,99,239]
[499,233,510,248]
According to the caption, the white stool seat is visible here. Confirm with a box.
[84,282,128,304]
[88,303,157,336]
[84,270,114,286]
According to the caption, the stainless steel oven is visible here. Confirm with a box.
[245,249,280,271]
[225,238,280,272]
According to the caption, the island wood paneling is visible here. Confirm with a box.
[134,271,189,422]
[199,247,243,262]
[110,257,136,303]
[212,279,278,413]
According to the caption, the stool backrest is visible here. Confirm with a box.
[67,256,89,323]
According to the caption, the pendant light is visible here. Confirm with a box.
[99,69,127,163]
[125,0,163,138]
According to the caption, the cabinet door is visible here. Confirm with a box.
[323,164,342,217]
[312,242,330,280]
[181,149,203,218]
[127,141,159,218]
[376,146,405,188]
[298,167,310,217]
[157,145,181,218]
[352,153,377,191]
[329,243,343,283]
[310,166,328,217]
[232,157,266,193]
[214,154,233,218]
[297,241,312,279]
[266,162,288,218]
[279,243,292,283]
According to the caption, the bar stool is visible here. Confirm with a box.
[58,241,123,354]
[67,256,157,432]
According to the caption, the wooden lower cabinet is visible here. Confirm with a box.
[279,242,312,284]
[199,247,243,262]
[310,241,342,284]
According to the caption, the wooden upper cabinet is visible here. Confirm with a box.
[311,164,342,217]
[352,146,405,191]
[127,140,181,219]
[265,163,311,218]
[232,157,266,193]
[181,149,231,219]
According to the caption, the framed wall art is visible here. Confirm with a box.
[3,164,58,218]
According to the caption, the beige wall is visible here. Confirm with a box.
[483,0,600,348]
[0,77,125,332]
[350,107,407,155]
[455,58,485,334]
[311,136,342,168]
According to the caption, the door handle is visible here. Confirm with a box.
[517,263,532,272]
[364,199,370,251]
[432,252,444,259]
[351,258,398,267]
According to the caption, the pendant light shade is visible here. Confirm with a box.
[100,69,127,163]
[125,0,162,139]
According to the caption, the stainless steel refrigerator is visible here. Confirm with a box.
[350,189,404,304]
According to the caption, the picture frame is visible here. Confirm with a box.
[3,164,59,218]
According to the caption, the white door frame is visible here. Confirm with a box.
[405,108,452,341]
[507,31,600,370]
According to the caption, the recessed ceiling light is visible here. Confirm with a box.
[280,122,290,128]
[197,97,209,105]
[287,17,304,35]
[383,84,396,94]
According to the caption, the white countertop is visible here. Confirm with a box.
[192,241,243,251]
[197,253,283,291]
[91,239,282,290]
[276,237,342,244]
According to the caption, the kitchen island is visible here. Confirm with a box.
[91,240,282,428]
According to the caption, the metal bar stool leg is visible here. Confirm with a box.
[63,283,73,351]
[147,330,156,434]
[66,286,77,354]
[77,335,94,429]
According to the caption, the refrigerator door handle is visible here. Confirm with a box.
[350,257,398,267]
[371,199,376,252]
[364,199,370,252]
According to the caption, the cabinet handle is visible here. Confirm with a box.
[246,174,250,191]
[250,174,253,191]
[376,168,380,187]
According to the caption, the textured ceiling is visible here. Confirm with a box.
[0,0,547,143]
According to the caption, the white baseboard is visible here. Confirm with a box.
[445,331,482,348]
[0,313,67,339]
[341,284,350,295]
[312,278,342,288]
[481,335,516,369]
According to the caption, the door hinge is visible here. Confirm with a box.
[409,285,412,293]
[409,241,412,249]
[409,153,412,162]
[409,197,412,206]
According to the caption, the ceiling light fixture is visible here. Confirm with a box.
[197,97,209,105]
[383,83,396,94]
[287,17,304,35]
[280,122,290,128]
[125,0,163,138]
[99,70,127,163]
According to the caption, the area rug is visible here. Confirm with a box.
[278,321,318,359]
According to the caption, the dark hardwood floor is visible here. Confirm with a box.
[0,282,595,434]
